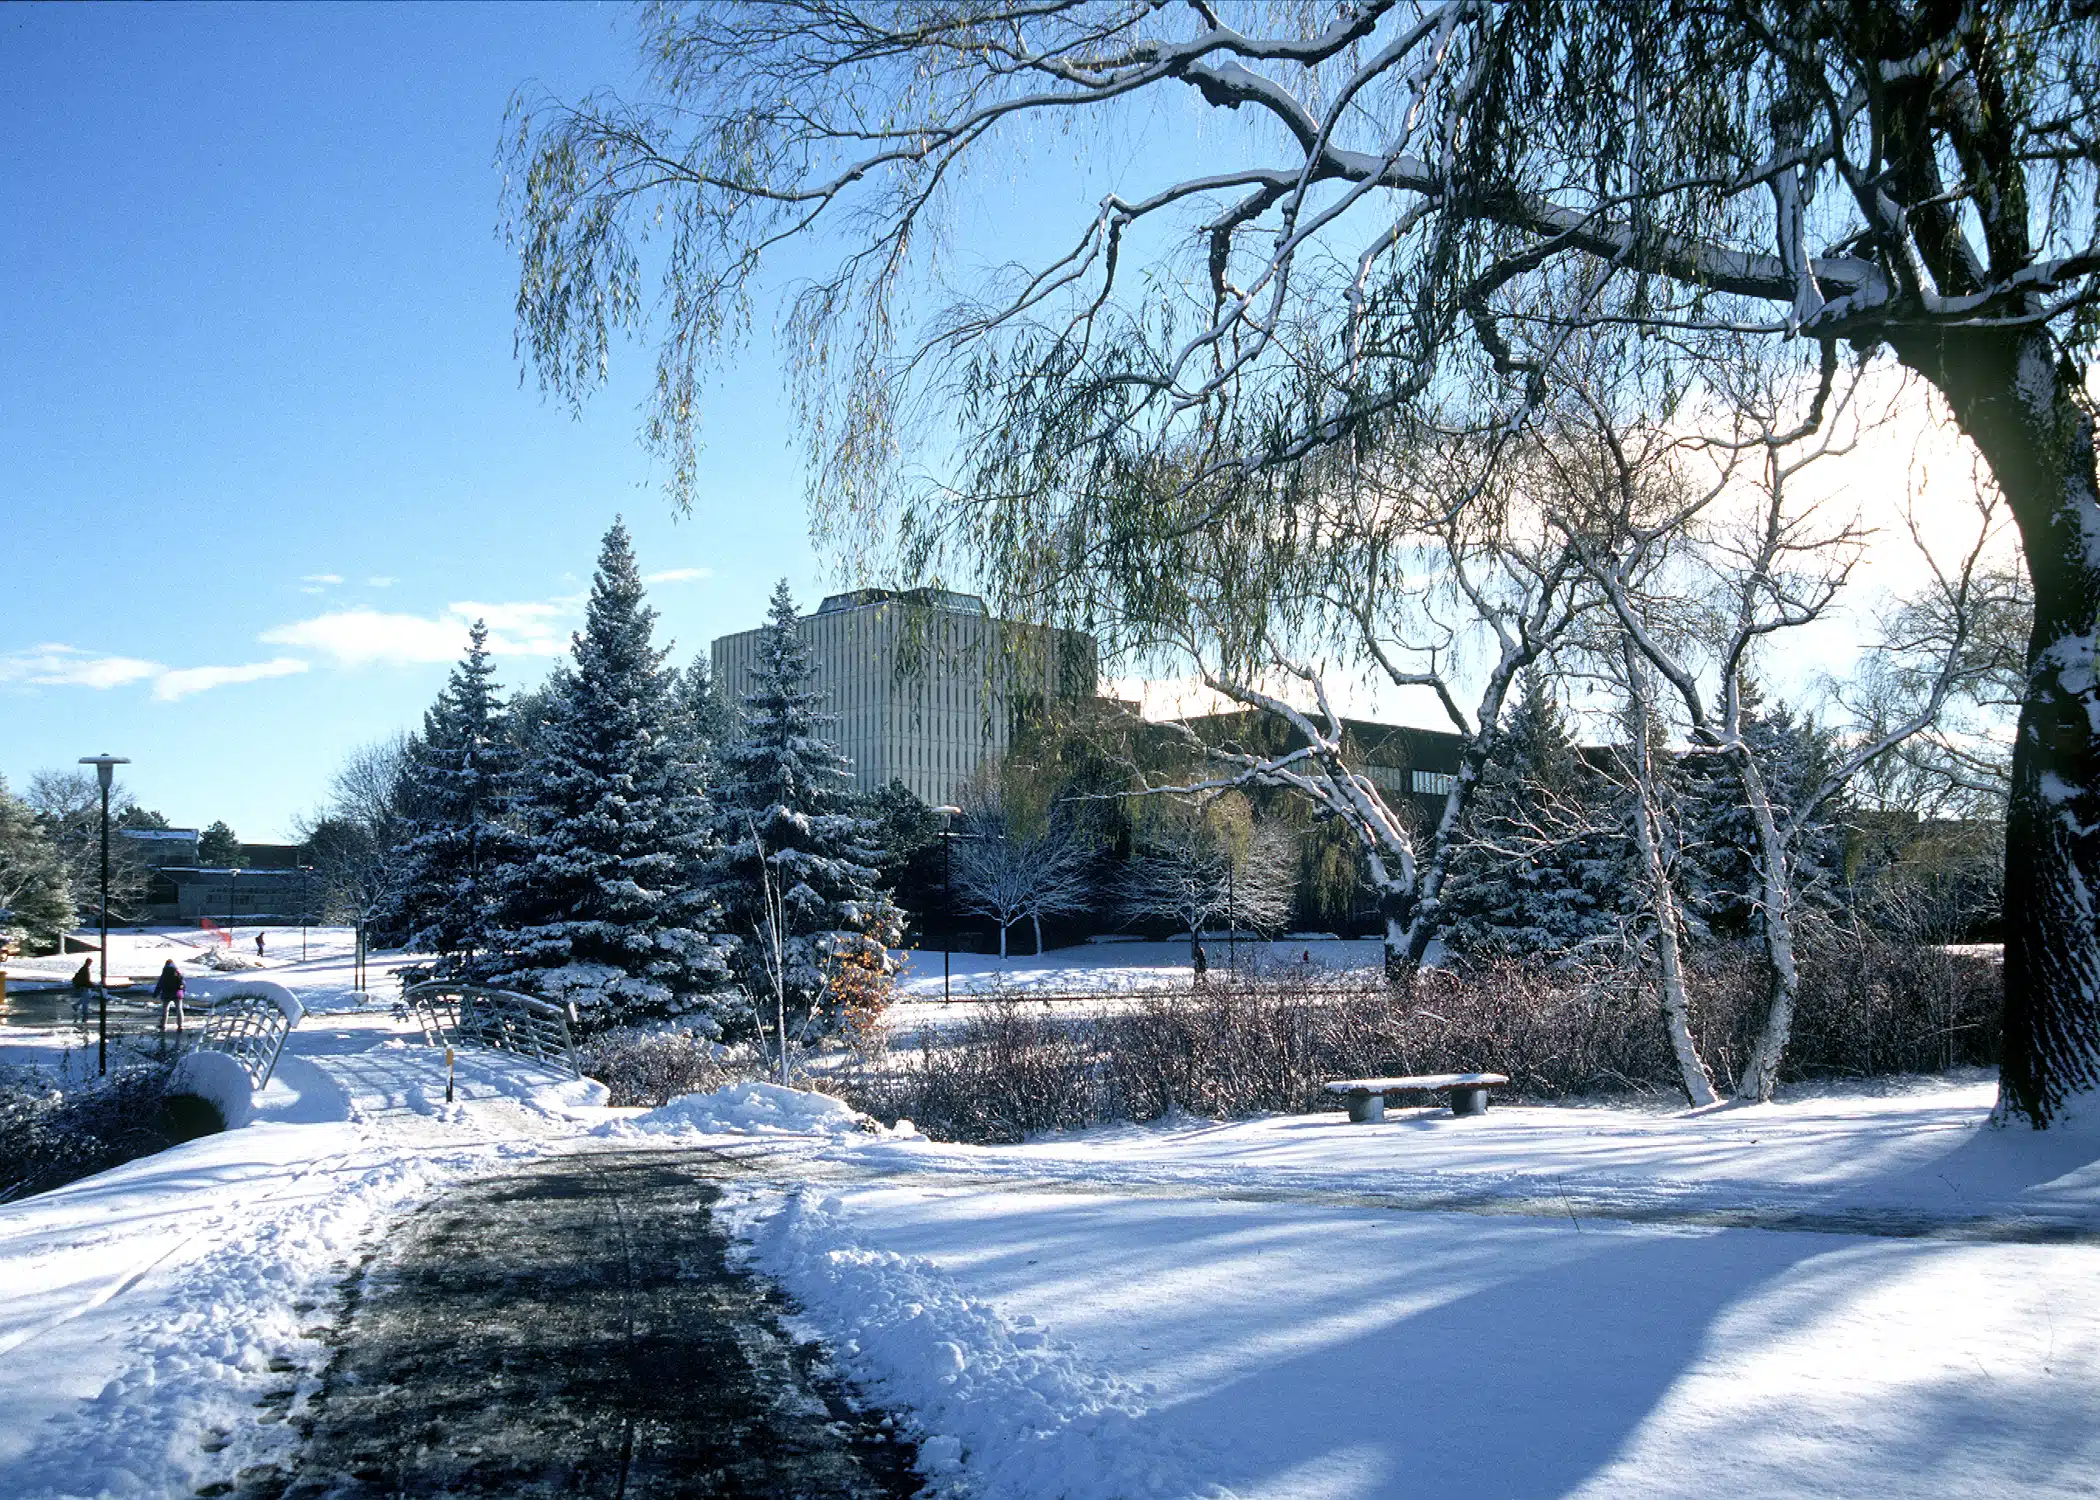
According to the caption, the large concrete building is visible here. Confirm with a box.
[711,587,1097,807]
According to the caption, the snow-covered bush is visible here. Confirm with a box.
[0,1061,185,1201]
[572,1026,744,1108]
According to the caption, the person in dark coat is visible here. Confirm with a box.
[154,959,187,1033]
[1192,942,1209,983]
[70,959,93,990]
[255,932,266,958]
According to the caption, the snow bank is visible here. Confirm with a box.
[198,947,267,972]
[601,1081,881,1140]
[185,976,305,1024]
[167,1049,255,1129]
[726,1187,1203,1500]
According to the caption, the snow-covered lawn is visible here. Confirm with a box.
[888,937,1376,999]
[3,928,2094,1499]
[685,1077,2100,1500]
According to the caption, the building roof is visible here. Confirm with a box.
[813,586,989,617]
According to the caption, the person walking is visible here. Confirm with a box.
[70,959,93,991]
[154,959,187,1035]
[255,932,265,959]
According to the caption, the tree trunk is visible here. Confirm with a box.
[1621,638,1717,1106]
[1733,752,1801,1104]
[1631,778,1717,1107]
[1032,912,1044,955]
[1895,328,2100,1127]
[999,921,1009,960]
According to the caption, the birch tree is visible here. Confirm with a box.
[1570,375,2014,1101]
[1611,638,1719,1108]
[507,1,2100,1122]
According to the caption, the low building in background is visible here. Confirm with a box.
[712,587,1098,808]
[1168,710,1468,828]
[158,867,316,925]
[116,833,319,926]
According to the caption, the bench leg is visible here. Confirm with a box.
[1449,1087,1489,1116]
[1346,1092,1385,1123]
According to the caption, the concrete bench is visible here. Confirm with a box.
[1325,1072,1509,1121]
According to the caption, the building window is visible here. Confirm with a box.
[1412,770,1456,796]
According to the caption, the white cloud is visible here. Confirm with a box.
[0,644,315,701]
[645,567,714,585]
[0,644,164,690]
[262,610,477,665]
[300,573,344,586]
[262,596,579,666]
[152,658,310,701]
[366,576,397,588]
[449,597,578,643]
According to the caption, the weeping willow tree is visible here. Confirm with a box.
[506,0,2100,1124]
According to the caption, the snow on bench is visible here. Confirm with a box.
[1324,1072,1509,1122]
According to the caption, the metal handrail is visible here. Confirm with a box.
[401,981,581,1078]
[193,992,299,1089]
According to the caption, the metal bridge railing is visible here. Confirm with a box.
[401,981,581,1078]
[192,991,301,1089]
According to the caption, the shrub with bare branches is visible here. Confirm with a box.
[850,945,2004,1143]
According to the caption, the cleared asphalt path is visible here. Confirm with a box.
[236,1148,919,1500]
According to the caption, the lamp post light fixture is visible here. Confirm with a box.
[934,806,963,1005]
[77,754,129,1077]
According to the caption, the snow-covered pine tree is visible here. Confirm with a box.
[1680,683,1846,942]
[380,620,528,977]
[674,655,732,764]
[0,775,74,953]
[487,521,732,1026]
[708,579,896,1035]
[1441,673,1626,961]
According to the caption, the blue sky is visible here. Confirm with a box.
[2,3,832,839]
[2,4,1982,841]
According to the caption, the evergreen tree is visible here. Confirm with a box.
[489,521,731,1025]
[709,579,895,1034]
[674,656,732,763]
[0,776,75,953]
[1442,675,1626,960]
[382,621,529,975]
[197,821,242,868]
[857,779,943,939]
[1680,684,1846,942]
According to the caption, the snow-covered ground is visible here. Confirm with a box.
[3,927,2094,1499]
[0,928,607,1498]
[883,937,1378,1040]
[889,937,1374,999]
[659,1076,2100,1500]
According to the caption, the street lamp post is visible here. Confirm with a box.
[934,806,963,1005]
[78,754,129,1077]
